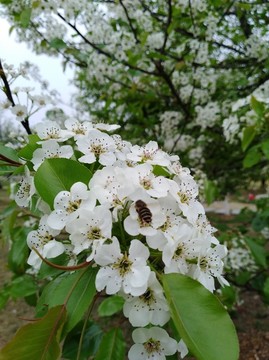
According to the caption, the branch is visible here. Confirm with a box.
[160,0,172,53]
[0,60,32,135]
[119,0,139,43]
[57,12,158,76]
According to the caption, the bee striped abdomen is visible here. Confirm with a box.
[135,200,152,224]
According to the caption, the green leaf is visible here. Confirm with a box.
[62,321,103,360]
[9,275,37,298]
[244,237,267,268]
[243,146,262,168]
[98,295,124,317]
[0,142,21,163]
[241,126,256,151]
[34,158,92,209]
[49,38,67,49]
[204,179,218,205]
[36,267,97,334]
[152,165,171,177]
[8,227,31,274]
[95,328,126,360]
[250,95,265,117]
[19,7,32,27]
[18,135,40,160]
[0,305,66,360]
[162,273,239,360]
[261,139,269,160]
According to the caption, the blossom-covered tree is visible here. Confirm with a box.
[1,0,269,192]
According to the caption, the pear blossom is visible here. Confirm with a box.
[65,205,112,261]
[127,141,176,166]
[11,104,28,119]
[64,119,94,139]
[123,272,170,327]
[15,167,36,207]
[189,244,229,292]
[47,182,95,230]
[124,195,166,236]
[128,327,178,360]
[95,238,150,296]
[76,129,117,165]
[31,139,74,170]
[27,215,64,270]
[34,120,71,142]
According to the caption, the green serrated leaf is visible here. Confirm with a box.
[241,126,256,151]
[0,305,66,360]
[162,273,239,360]
[0,142,21,163]
[98,295,124,317]
[36,266,97,334]
[95,328,126,360]
[204,179,218,205]
[34,158,92,209]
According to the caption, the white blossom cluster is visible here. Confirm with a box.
[15,120,228,360]
[224,236,257,275]
[0,62,54,123]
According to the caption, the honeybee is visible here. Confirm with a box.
[135,200,152,224]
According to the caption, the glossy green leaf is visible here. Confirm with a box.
[18,135,40,160]
[34,158,92,208]
[62,321,103,360]
[162,273,239,360]
[36,266,97,334]
[244,237,267,268]
[241,126,256,151]
[95,328,126,360]
[0,305,66,360]
[98,295,124,317]
[0,143,21,163]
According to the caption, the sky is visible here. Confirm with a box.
[0,18,75,127]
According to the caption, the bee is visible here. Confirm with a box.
[135,200,152,224]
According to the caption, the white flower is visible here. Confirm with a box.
[127,141,173,166]
[169,178,205,222]
[64,119,94,139]
[163,223,205,275]
[124,195,166,236]
[178,339,188,358]
[47,182,95,230]
[126,163,170,198]
[95,238,150,296]
[65,205,112,261]
[123,272,170,327]
[27,215,64,270]
[15,167,36,207]
[93,122,120,132]
[31,139,74,170]
[76,129,117,165]
[11,104,28,119]
[35,120,71,142]
[189,244,229,292]
[128,327,178,360]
